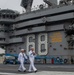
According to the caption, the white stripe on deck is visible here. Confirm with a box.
[0,71,74,75]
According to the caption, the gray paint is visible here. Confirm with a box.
[0,18,15,22]
[13,26,46,36]
[0,40,6,44]
[8,37,23,44]
[0,32,6,38]
[16,13,74,28]
[16,5,74,21]
[46,24,64,31]
[0,3,74,64]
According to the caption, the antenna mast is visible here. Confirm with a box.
[21,0,33,12]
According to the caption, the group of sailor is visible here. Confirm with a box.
[18,47,37,73]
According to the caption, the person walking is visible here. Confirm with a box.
[28,47,37,73]
[18,49,27,72]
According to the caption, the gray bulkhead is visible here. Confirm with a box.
[0,1,74,64]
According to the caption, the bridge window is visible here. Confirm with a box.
[10,15,13,19]
[13,15,16,19]
[6,15,8,18]
[0,14,1,18]
[3,15,5,18]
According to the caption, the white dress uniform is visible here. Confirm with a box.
[28,50,37,72]
[18,52,27,71]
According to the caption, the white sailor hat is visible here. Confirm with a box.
[30,47,34,50]
[21,49,25,51]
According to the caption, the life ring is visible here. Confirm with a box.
[64,59,68,63]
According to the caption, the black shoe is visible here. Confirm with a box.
[34,70,37,73]
[24,70,26,72]
[18,70,21,72]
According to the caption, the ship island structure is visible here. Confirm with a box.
[0,0,74,64]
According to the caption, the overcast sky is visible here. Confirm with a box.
[0,0,45,13]
[0,0,60,13]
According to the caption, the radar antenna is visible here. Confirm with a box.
[21,0,33,12]
[43,0,57,7]
[59,0,74,5]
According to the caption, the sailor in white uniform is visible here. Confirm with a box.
[18,49,27,72]
[28,47,37,72]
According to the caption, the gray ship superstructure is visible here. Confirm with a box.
[0,0,74,64]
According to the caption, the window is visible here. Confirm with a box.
[1,46,5,48]
[29,37,34,42]
[0,14,1,18]
[41,44,46,52]
[3,15,5,18]
[41,35,45,41]
[14,51,16,52]
[10,15,13,19]
[6,15,9,18]
[13,15,16,19]
[0,38,5,41]
[10,51,12,53]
